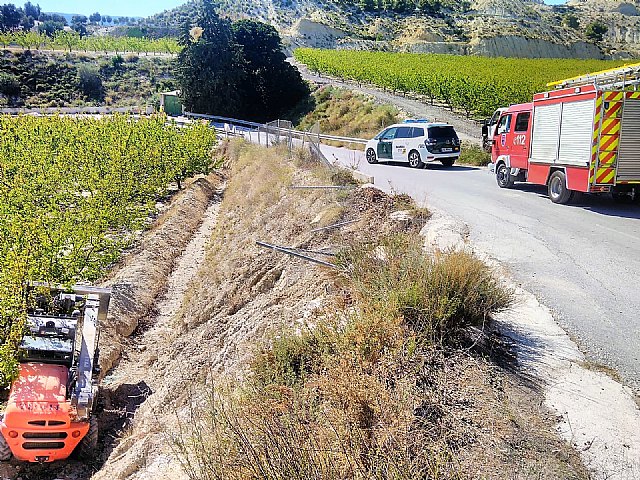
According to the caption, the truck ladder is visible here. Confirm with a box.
[548,62,640,90]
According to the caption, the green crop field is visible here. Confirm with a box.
[0,31,181,55]
[0,114,216,383]
[295,48,630,117]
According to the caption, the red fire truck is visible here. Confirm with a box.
[490,63,640,203]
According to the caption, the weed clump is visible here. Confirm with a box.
[174,232,512,479]
[458,143,491,166]
[343,236,512,345]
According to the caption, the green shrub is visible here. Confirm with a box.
[0,72,20,96]
[458,143,491,166]
[252,325,339,387]
[343,235,512,345]
[77,64,103,99]
[111,54,124,69]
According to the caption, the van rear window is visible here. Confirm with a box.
[428,126,458,140]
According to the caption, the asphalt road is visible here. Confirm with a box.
[323,144,640,394]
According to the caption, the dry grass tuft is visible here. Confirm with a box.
[342,236,512,346]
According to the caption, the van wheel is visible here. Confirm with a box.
[408,150,423,169]
[548,171,574,204]
[366,148,377,164]
[496,163,514,188]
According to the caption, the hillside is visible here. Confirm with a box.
[145,0,640,58]
[0,50,176,108]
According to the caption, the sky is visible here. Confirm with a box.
[32,0,567,18]
[33,0,186,18]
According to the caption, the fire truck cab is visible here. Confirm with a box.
[490,63,640,203]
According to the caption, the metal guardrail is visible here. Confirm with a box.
[185,112,368,145]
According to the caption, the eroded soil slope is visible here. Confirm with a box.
[1,140,588,479]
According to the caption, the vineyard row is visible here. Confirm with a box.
[0,31,182,55]
[0,114,216,383]
[294,48,627,117]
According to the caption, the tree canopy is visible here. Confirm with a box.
[176,0,309,122]
[0,2,44,31]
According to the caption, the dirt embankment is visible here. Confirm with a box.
[2,140,590,480]
[91,143,352,479]
[91,141,586,480]
[99,176,221,378]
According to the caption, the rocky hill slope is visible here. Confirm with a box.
[146,0,640,58]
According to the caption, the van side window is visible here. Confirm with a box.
[381,127,398,140]
[395,126,412,139]
[412,127,425,138]
[515,112,531,132]
[496,114,512,135]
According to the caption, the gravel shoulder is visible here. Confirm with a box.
[421,206,640,480]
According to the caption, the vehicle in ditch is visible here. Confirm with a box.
[365,119,461,168]
[488,63,640,204]
[0,284,110,463]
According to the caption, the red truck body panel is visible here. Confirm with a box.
[1,363,89,462]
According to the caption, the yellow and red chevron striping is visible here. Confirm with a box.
[601,118,621,136]
[598,150,617,166]
[596,167,616,184]
[590,93,604,183]
[626,91,640,100]
[605,91,625,102]
[600,134,620,152]
[604,101,623,118]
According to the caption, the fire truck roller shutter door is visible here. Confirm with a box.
[531,103,561,164]
[617,99,640,181]
[558,99,595,166]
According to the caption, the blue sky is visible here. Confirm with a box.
[35,0,185,17]
[34,0,567,18]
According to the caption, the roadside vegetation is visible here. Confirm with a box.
[0,50,176,108]
[295,85,400,140]
[458,143,491,166]
[170,140,590,480]
[0,115,217,385]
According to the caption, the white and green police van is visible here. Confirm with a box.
[365,120,461,168]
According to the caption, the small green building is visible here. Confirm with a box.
[159,91,184,116]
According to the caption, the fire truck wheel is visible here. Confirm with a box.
[496,163,514,188]
[76,417,98,459]
[366,148,378,164]
[548,171,574,204]
[0,431,12,461]
[408,150,424,169]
